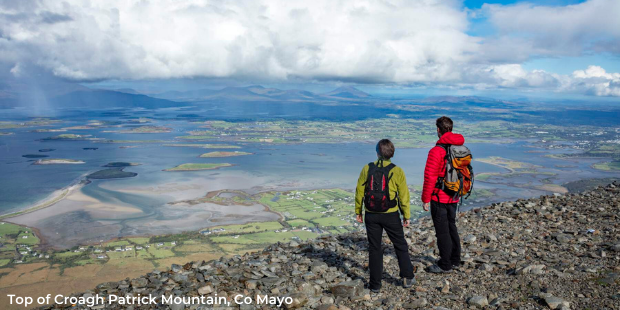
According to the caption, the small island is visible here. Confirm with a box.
[165,144,241,149]
[0,132,13,136]
[34,159,85,165]
[103,162,141,167]
[113,125,172,134]
[199,151,252,158]
[40,134,101,141]
[83,147,99,150]
[87,168,137,179]
[22,154,49,159]
[102,139,167,143]
[163,163,233,171]
[30,129,67,133]
[39,149,56,152]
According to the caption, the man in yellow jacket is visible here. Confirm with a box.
[355,139,415,292]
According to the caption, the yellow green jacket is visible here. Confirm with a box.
[355,159,411,219]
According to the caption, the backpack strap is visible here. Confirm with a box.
[363,162,376,186]
[436,144,451,160]
[433,144,452,201]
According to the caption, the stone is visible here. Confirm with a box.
[284,293,308,309]
[463,235,477,244]
[479,263,494,272]
[468,296,489,308]
[486,234,498,242]
[298,282,317,296]
[197,285,213,295]
[130,278,147,288]
[311,261,329,274]
[543,295,570,310]
[517,264,545,275]
[556,234,572,243]
[245,280,258,289]
[403,298,427,309]
[320,296,335,304]
[331,279,364,297]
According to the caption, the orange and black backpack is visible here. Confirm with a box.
[435,144,474,207]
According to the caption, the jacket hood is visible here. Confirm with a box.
[436,132,464,146]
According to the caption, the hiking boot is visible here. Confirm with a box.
[451,263,462,270]
[403,277,416,288]
[370,287,381,294]
[426,264,453,274]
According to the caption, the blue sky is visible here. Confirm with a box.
[2,0,619,99]
[463,0,619,82]
[463,0,587,9]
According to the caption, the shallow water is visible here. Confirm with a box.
[1,108,619,247]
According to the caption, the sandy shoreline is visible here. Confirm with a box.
[0,177,89,220]
[4,172,282,249]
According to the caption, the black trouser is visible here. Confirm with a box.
[365,212,414,290]
[430,200,461,270]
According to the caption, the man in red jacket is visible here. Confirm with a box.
[422,116,464,273]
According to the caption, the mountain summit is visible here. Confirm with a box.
[38,183,620,309]
[323,86,371,99]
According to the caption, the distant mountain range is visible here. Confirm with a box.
[152,85,372,102]
[0,79,524,111]
[0,77,181,109]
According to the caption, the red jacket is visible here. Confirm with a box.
[422,132,465,204]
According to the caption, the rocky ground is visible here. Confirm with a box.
[40,183,620,309]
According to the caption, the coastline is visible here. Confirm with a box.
[1,177,90,250]
[0,177,89,221]
[4,172,280,249]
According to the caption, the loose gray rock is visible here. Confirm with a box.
[468,296,489,308]
[331,279,364,297]
[543,295,570,310]
[403,298,428,309]
[463,235,477,244]
[35,182,620,310]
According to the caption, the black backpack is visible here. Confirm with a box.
[364,160,399,212]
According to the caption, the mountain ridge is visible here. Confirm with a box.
[152,85,371,102]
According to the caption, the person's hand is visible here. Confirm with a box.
[356,214,364,223]
[403,219,410,227]
[423,202,430,212]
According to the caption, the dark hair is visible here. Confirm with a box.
[376,139,395,160]
[436,116,453,135]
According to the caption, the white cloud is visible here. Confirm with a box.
[0,0,478,83]
[0,0,618,96]
[569,65,620,96]
[481,0,620,57]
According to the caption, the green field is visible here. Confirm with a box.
[127,237,151,245]
[0,222,23,235]
[205,221,283,234]
[593,161,620,171]
[106,240,131,247]
[16,232,39,245]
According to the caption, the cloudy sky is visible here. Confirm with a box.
[0,0,619,98]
